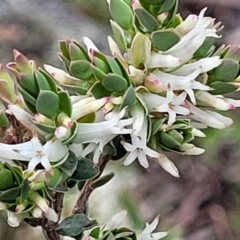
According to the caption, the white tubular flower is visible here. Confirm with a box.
[195,91,236,111]
[44,64,81,85]
[83,36,100,58]
[187,101,233,129]
[180,143,205,155]
[153,69,211,104]
[74,108,133,144]
[164,8,221,61]
[7,211,22,227]
[146,52,181,68]
[171,56,223,76]
[71,96,108,121]
[0,135,68,173]
[130,103,145,136]
[28,191,58,222]
[138,215,168,240]
[128,65,146,86]
[105,210,127,230]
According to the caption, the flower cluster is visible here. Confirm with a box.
[0,0,240,238]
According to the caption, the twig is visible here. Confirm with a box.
[74,154,110,214]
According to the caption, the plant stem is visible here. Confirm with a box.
[75,154,110,214]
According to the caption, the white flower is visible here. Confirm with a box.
[171,56,222,75]
[152,68,211,104]
[73,108,133,144]
[187,101,233,129]
[155,89,189,126]
[121,117,179,177]
[0,135,68,173]
[142,88,189,126]
[138,215,168,240]
[105,210,127,230]
[195,91,240,110]
[28,192,58,222]
[44,64,81,85]
[164,8,220,62]
[7,211,23,227]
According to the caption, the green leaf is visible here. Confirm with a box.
[167,129,183,143]
[34,122,56,134]
[110,20,127,51]
[209,81,238,95]
[120,86,136,109]
[18,87,37,106]
[151,118,166,135]
[159,0,176,13]
[0,169,14,190]
[56,213,97,237]
[159,131,181,149]
[36,90,59,118]
[5,164,22,185]
[0,187,20,202]
[93,52,111,74]
[141,0,164,5]
[106,56,123,76]
[70,60,93,80]
[69,43,89,61]
[47,168,65,188]
[20,179,30,203]
[59,151,78,176]
[70,158,99,181]
[109,0,134,30]
[19,73,39,98]
[72,41,91,61]
[0,111,9,128]
[134,8,159,32]
[59,40,70,60]
[89,227,101,238]
[91,65,107,81]
[59,91,72,117]
[162,0,179,27]
[39,68,58,93]
[151,30,180,51]
[208,59,239,82]
[193,37,215,58]
[90,82,112,99]
[91,172,114,189]
[102,74,128,93]
[35,71,52,91]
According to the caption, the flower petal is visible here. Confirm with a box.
[154,155,180,178]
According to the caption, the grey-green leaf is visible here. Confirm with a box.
[102,74,128,93]
[109,0,134,30]
[56,213,97,237]
[151,30,180,51]
[134,8,159,32]
[36,90,59,118]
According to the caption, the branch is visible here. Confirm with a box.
[74,154,110,214]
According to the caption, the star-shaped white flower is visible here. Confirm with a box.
[0,135,68,173]
[138,216,168,240]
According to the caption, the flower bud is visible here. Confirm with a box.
[128,65,146,86]
[35,113,54,125]
[55,126,71,140]
[144,73,164,93]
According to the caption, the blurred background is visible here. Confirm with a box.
[1,0,240,239]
